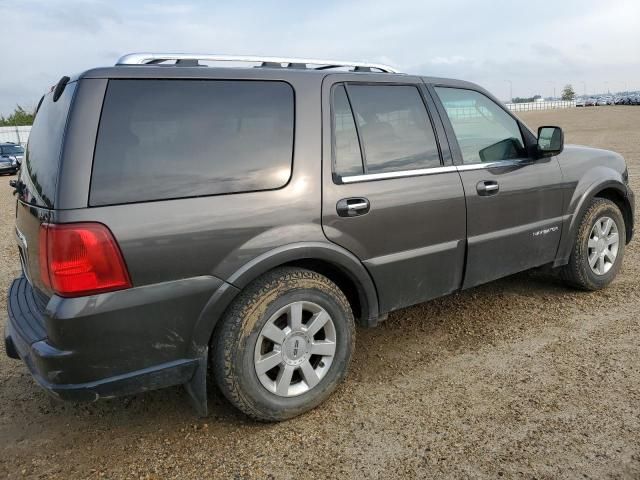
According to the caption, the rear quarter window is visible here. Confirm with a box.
[21,82,77,208]
[90,79,294,206]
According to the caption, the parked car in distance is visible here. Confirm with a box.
[0,143,21,175]
[5,53,635,421]
[585,97,597,106]
[596,97,608,106]
[0,157,17,175]
[575,98,586,107]
[0,142,23,171]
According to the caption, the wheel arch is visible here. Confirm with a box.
[185,242,379,416]
[593,187,634,244]
[191,242,380,352]
[279,258,368,327]
[556,179,633,265]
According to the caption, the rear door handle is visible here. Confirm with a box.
[477,180,499,196]
[336,197,370,217]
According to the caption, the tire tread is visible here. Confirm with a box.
[559,198,625,290]
[212,267,354,421]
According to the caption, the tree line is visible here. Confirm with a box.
[0,106,35,127]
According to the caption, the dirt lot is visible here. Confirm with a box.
[1,106,639,479]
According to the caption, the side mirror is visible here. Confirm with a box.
[537,126,564,157]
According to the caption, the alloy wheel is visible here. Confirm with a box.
[587,216,619,275]
[254,301,337,397]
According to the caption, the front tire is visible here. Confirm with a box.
[560,198,626,290]
[212,267,355,421]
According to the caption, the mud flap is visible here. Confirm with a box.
[184,346,208,417]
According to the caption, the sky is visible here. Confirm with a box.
[1,0,639,115]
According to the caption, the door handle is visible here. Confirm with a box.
[477,180,499,196]
[336,197,370,217]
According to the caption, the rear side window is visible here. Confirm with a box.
[91,80,294,205]
[21,82,77,208]
[332,84,442,179]
[434,87,526,164]
[332,85,364,176]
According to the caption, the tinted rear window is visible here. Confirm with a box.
[21,82,76,208]
[347,84,441,174]
[1,145,24,155]
[332,83,441,178]
[90,79,294,205]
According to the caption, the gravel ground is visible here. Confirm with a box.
[1,106,639,479]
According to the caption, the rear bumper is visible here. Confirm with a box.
[5,275,224,402]
[5,323,198,401]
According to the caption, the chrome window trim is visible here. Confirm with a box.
[456,160,522,171]
[340,166,457,183]
[338,160,523,183]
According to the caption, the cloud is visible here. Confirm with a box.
[429,56,468,66]
[7,0,122,33]
[0,0,639,114]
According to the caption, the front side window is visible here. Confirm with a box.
[435,87,526,164]
[332,83,441,178]
[91,79,294,206]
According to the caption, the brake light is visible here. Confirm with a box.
[39,223,131,297]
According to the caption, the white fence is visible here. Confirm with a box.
[505,100,576,112]
[0,125,31,145]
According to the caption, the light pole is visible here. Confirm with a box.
[604,81,609,94]
[505,80,513,103]
[581,81,586,97]
[547,81,556,100]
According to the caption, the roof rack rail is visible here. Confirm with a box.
[115,53,401,73]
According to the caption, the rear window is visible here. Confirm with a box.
[90,79,294,206]
[21,82,77,208]
[332,83,441,178]
[347,84,440,174]
[1,145,24,155]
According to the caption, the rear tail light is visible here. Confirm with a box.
[39,223,131,297]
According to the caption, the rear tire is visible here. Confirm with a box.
[212,267,355,421]
[559,198,626,290]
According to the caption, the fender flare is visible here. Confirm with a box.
[189,241,380,352]
[184,241,380,416]
[555,179,631,265]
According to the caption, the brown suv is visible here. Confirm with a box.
[5,53,634,421]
